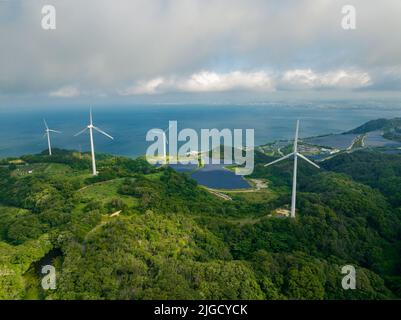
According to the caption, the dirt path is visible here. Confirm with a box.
[82,212,121,253]
[215,179,268,194]
[82,220,108,254]
[202,187,232,201]
[347,134,366,150]
[76,178,124,192]
[227,214,270,226]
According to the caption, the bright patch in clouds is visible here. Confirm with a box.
[49,86,80,98]
[120,71,274,95]
[119,78,165,95]
[179,71,274,92]
[119,69,371,95]
[281,69,372,90]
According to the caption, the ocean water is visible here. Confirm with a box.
[1,101,401,158]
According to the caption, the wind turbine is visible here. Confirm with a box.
[75,108,113,176]
[264,120,320,218]
[43,119,61,156]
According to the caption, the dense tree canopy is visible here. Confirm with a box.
[0,148,400,299]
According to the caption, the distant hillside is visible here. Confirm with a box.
[346,118,401,134]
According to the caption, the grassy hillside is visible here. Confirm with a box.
[346,118,401,135]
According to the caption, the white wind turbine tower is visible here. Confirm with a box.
[264,120,320,218]
[43,119,61,156]
[75,108,114,176]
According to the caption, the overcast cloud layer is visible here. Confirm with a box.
[1,0,401,103]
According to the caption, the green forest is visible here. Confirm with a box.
[0,147,400,300]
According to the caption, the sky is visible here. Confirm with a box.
[1,0,401,107]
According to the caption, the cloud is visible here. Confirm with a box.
[178,71,274,92]
[0,0,400,101]
[280,69,372,90]
[119,71,275,95]
[49,86,80,98]
[118,69,372,95]
[118,78,165,95]
[119,71,274,95]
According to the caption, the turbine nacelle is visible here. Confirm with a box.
[264,152,320,169]
[45,128,61,134]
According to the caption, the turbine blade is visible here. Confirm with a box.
[90,107,93,125]
[264,152,294,167]
[49,129,61,133]
[43,119,49,129]
[93,126,114,140]
[74,127,88,137]
[297,153,320,169]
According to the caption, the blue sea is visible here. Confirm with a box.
[1,100,401,159]
[2,100,401,189]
